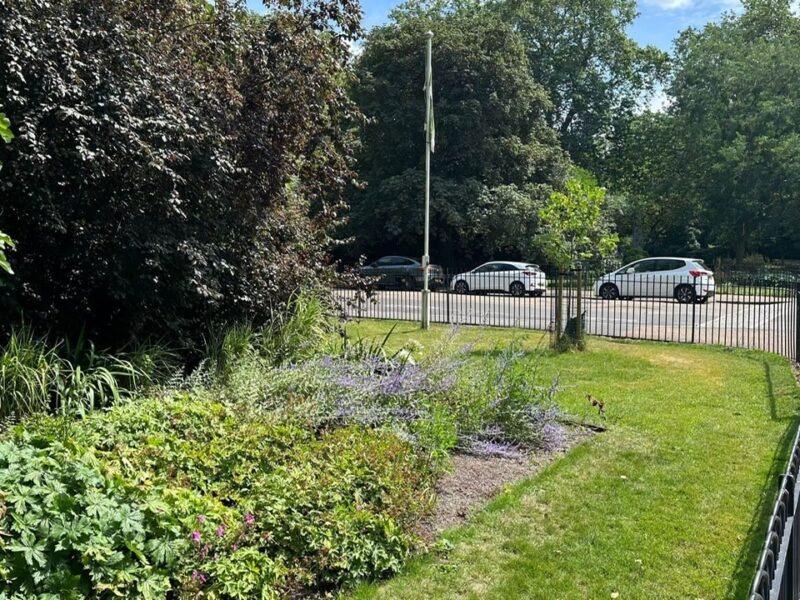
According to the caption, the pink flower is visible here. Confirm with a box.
[191,570,208,584]
[216,524,226,538]
[191,530,201,544]
[197,514,206,524]
[231,543,239,551]
[244,512,255,527]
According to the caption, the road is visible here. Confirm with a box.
[335,289,798,359]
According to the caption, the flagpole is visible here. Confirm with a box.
[421,30,433,330]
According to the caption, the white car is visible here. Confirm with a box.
[450,261,547,297]
[594,257,715,303]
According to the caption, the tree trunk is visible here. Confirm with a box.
[735,222,748,268]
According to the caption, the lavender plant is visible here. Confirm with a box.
[227,328,566,462]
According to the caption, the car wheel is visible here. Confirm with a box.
[599,283,620,300]
[674,284,696,304]
[509,281,526,297]
[454,280,469,294]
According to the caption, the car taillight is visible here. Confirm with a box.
[689,270,708,278]
[523,270,538,277]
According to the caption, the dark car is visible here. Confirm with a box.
[360,256,445,290]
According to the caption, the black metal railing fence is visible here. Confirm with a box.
[751,426,800,600]
[335,266,799,362]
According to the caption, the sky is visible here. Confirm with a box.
[245,0,744,53]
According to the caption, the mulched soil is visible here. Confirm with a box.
[415,425,596,541]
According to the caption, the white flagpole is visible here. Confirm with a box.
[421,30,433,329]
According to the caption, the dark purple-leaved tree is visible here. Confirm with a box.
[0,0,361,346]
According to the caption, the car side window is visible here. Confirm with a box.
[632,260,657,273]
[474,264,495,273]
[398,258,415,266]
[655,259,685,271]
[495,263,516,271]
[375,257,393,266]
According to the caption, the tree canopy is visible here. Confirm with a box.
[605,0,800,263]
[502,0,669,170]
[347,7,569,266]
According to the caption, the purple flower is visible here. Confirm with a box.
[197,514,206,524]
[216,524,226,538]
[244,512,256,527]
[191,530,201,544]
[191,570,208,584]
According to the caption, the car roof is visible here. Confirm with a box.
[482,260,537,268]
[378,255,418,262]
[630,257,697,262]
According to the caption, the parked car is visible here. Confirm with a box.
[450,261,547,297]
[594,257,715,303]
[359,256,445,290]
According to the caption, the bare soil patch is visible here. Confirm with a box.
[416,425,596,541]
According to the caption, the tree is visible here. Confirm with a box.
[0,0,361,346]
[668,0,800,263]
[348,7,569,265]
[501,0,668,170]
[602,112,704,258]
[537,168,618,270]
[537,168,618,350]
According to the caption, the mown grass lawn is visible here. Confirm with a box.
[343,321,800,600]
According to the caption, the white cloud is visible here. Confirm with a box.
[642,0,693,9]
[640,0,741,11]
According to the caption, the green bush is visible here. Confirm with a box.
[0,440,191,599]
[4,394,434,598]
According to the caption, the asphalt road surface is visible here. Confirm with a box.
[335,289,798,359]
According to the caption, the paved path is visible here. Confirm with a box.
[335,289,798,359]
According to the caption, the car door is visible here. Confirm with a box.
[653,259,686,298]
[494,263,518,292]
[470,263,495,291]
[618,259,657,297]
[368,257,393,282]
[387,257,415,287]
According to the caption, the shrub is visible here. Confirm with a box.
[7,393,434,597]
[0,0,360,348]
[0,440,191,598]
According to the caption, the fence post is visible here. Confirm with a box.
[576,268,583,346]
[795,281,800,362]
[691,278,697,344]
[446,278,451,324]
[554,272,564,347]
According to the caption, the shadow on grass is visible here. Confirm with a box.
[725,358,800,599]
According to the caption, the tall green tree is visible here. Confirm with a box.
[668,0,800,263]
[349,8,569,265]
[502,0,668,169]
[603,112,704,258]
